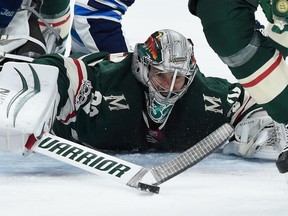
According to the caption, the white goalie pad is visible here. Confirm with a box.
[0,62,59,153]
[223,110,286,160]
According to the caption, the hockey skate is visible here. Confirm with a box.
[276,125,288,173]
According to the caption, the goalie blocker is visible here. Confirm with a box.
[0,61,59,153]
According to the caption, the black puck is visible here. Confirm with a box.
[138,182,160,194]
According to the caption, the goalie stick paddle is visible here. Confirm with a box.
[25,123,233,194]
[25,132,160,194]
[151,123,233,185]
[127,123,234,187]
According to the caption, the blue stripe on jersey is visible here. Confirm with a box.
[71,28,83,43]
[87,0,126,13]
[74,5,122,20]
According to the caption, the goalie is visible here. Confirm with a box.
[0,29,286,162]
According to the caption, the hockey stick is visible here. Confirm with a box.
[24,133,160,192]
[25,123,233,194]
[127,123,234,188]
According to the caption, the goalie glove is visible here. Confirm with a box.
[223,110,287,160]
[260,0,288,28]
[271,0,288,31]
[0,62,59,154]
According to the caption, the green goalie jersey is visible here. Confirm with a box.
[34,52,259,152]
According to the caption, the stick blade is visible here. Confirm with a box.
[138,182,160,194]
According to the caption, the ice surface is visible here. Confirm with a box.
[0,152,286,216]
[1,1,287,216]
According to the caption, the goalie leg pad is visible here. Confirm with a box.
[223,110,287,160]
[0,62,59,154]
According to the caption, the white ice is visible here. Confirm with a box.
[0,152,286,216]
[0,1,287,216]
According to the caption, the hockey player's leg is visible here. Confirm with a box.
[235,48,288,123]
[16,0,46,58]
[0,61,59,154]
[195,0,288,172]
[0,0,48,64]
[196,0,288,124]
[71,0,135,53]
[39,0,71,54]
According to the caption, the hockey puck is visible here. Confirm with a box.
[138,182,160,194]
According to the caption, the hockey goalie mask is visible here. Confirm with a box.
[132,29,197,124]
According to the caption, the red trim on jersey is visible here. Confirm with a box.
[60,110,77,124]
[72,58,84,100]
[242,53,283,88]
[60,58,83,124]
[231,96,252,125]
[25,134,37,150]
[38,14,71,27]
